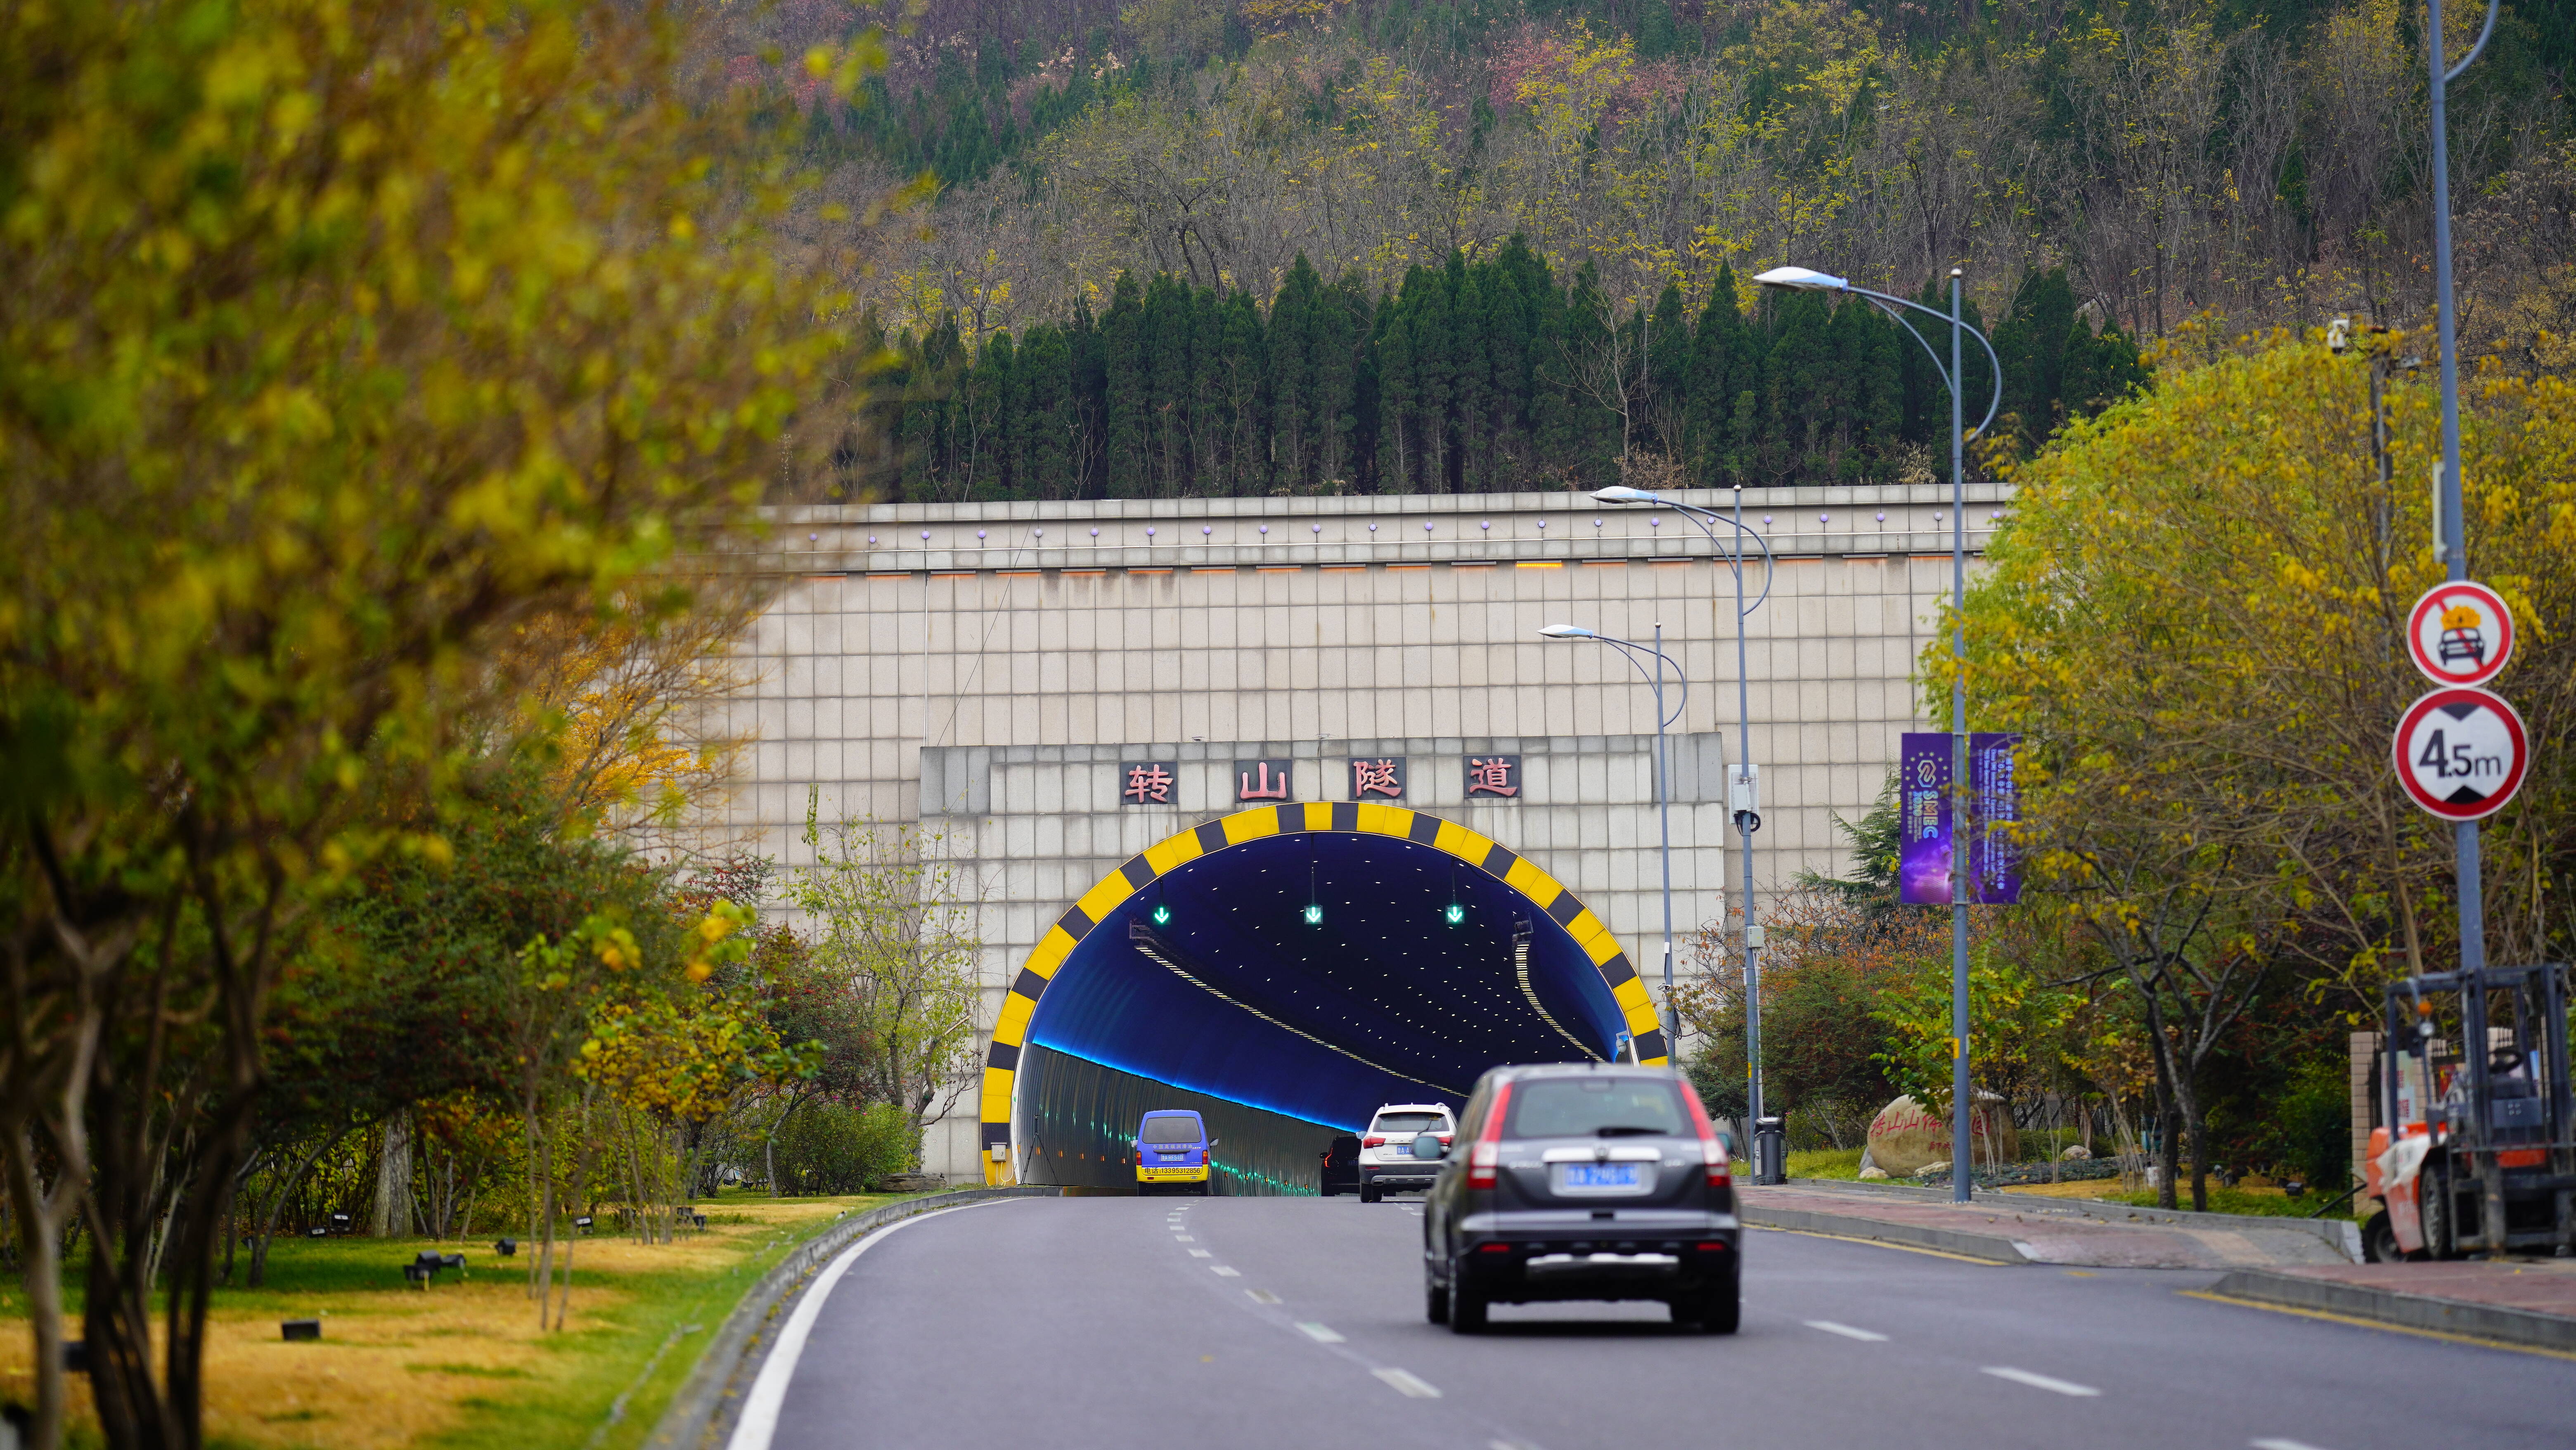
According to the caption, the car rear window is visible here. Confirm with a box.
[1503,1078,1691,1139]
[1370,1111,1448,1135]
[1141,1115,1202,1143]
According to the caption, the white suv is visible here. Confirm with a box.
[1358,1104,1456,1201]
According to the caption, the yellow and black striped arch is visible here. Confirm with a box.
[980,803,1658,1185]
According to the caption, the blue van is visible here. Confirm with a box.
[1136,1109,1217,1196]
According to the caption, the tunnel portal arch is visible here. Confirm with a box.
[978,803,1664,1189]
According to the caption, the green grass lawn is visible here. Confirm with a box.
[0,1189,909,1450]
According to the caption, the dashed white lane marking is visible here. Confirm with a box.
[1245,1289,1281,1304]
[1373,1367,1441,1398]
[1189,1249,1212,1258]
[1295,1322,1345,1343]
[2251,1440,2334,1450]
[1982,1367,2101,1398]
[1210,1265,1240,1276]
[1174,1235,1195,1242]
[1804,1320,1889,1342]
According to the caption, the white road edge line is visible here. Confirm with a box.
[1804,1320,1889,1342]
[725,1200,1013,1450]
[1373,1367,1441,1398]
[1982,1366,2101,1398]
[2251,1440,2333,1450]
[1295,1322,1345,1343]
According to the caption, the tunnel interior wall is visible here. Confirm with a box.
[1016,1043,1343,1196]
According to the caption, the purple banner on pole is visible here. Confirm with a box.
[1966,732,2022,904]
[1896,732,2022,905]
[1898,734,1953,905]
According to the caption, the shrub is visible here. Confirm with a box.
[772,1102,917,1194]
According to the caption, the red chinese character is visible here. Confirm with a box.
[1124,763,1173,804]
[1352,758,1402,798]
[1238,761,1288,800]
[1466,757,1519,796]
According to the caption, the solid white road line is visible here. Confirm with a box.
[1982,1367,2102,1398]
[1295,1322,1345,1343]
[724,1201,1010,1450]
[1373,1367,1441,1398]
[1803,1320,1890,1342]
[2251,1440,2334,1450]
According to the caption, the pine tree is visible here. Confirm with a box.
[1375,284,1418,494]
[1992,267,2079,455]
[1069,301,1106,499]
[1687,266,1759,484]
[1016,323,1070,498]
[1102,272,1148,497]
[1269,256,1321,488]
[1318,270,1371,491]
[1643,281,1690,463]
[1216,290,1267,494]
[1452,259,1497,492]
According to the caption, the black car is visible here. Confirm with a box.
[1416,1062,1740,1334]
[1318,1135,1361,1196]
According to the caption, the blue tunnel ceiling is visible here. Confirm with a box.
[1021,826,1631,1133]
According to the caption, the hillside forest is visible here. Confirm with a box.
[735,0,2576,502]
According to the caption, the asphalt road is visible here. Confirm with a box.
[758,1193,2573,1450]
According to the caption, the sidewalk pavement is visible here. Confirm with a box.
[2202,1260,2576,1353]
[1737,1180,2357,1269]
[1740,1178,2576,1353]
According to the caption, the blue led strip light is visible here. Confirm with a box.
[1129,922,1470,1096]
[1513,916,1602,1062]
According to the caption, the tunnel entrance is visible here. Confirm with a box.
[978,803,1664,1192]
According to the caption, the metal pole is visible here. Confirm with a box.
[2428,0,2491,979]
[1950,266,1974,1206]
[1654,621,1676,1059]
[1734,486,1764,1172]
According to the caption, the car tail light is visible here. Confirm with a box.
[1437,1134,1453,1145]
[1697,1242,1728,1252]
[1478,1243,1512,1254]
[1362,1135,1385,1148]
[1466,1081,1513,1188]
[1681,1082,1731,1187]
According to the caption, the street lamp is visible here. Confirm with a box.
[2427,0,2502,983]
[1592,486,1775,1178]
[1537,623,1688,1064]
[1757,262,2003,1205]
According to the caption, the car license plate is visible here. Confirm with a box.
[1560,1163,1639,1189]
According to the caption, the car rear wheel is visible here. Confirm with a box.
[1425,1276,1449,1324]
[1449,1285,1487,1334]
[1360,1185,1380,1204]
[1675,1270,1740,1335]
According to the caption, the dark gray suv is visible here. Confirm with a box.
[1416,1062,1739,1334]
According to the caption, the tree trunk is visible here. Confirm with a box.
[370,1109,414,1238]
[5,1125,73,1450]
[249,1130,348,1289]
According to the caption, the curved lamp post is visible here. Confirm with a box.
[1589,486,1776,1178]
[1758,263,2003,1204]
[1537,624,1687,1064]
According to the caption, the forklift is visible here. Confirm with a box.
[2360,962,2576,1261]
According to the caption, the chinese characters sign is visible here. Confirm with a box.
[1896,732,2021,905]
[1120,761,1177,807]
[1465,755,1521,798]
[1235,758,1294,802]
[1349,757,1406,799]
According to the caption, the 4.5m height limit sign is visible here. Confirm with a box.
[2393,686,2529,821]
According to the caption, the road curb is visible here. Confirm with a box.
[1740,1203,2030,1263]
[645,1186,1059,1450]
[2204,1268,2576,1353]
[1785,1177,2363,1261]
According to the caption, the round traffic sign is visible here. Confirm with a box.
[2393,687,2529,820]
[2406,580,2514,687]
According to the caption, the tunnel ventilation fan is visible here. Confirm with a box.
[1127,921,1468,1095]
[1514,915,1604,1062]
